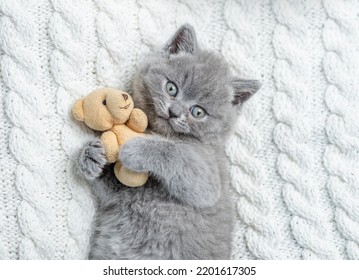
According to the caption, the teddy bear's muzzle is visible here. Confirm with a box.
[106,90,134,123]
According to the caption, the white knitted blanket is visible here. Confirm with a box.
[1,0,358,260]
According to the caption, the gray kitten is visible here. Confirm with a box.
[77,24,260,259]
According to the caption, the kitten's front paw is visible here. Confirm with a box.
[119,137,148,172]
[77,140,107,180]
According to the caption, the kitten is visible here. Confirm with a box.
[77,24,260,259]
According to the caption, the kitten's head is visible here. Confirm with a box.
[133,24,260,144]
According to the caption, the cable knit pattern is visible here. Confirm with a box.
[1,0,69,259]
[0,0,358,259]
[0,5,19,260]
[322,0,359,260]
[95,0,141,91]
[272,0,340,259]
[224,0,283,259]
[49,0,96,259]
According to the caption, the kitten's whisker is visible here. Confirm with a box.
[141,101,156,106]
[152,97,168,114]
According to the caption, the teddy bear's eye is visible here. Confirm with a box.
[166,81,177,97]
[102,99,107,106]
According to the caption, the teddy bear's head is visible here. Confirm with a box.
[72,88,135,131]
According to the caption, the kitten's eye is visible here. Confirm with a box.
[190,106,206,118]
[102,99,107,105]
[166,82,177,97]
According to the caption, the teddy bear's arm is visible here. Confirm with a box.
[126,108,148,133]
[100,131,119,163]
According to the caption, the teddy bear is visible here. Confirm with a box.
[72,87,148,187]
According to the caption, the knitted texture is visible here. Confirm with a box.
[0,0,358,259]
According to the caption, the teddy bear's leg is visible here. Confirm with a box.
[114,161,148,187]
[101,131,119,163]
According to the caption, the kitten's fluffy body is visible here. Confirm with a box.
[78,25,259,259]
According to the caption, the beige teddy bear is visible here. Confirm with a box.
[72,87,148,187]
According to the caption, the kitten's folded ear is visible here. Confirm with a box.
[162,24,198,56]
[231,79,261,105]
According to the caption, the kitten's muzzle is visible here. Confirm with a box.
[168,104,182,119]
[168,108,179,119]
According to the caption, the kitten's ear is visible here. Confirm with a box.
[162,24,198,56]
[231,79,261,105]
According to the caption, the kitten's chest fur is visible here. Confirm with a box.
[89,167,234,260]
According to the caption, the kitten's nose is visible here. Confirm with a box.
[122,93,128,101]
[168,108,179,118]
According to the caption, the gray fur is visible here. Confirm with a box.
[162,24,198,55]
[77,24,260,259]
[232,79,261,105]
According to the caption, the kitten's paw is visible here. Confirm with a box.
[77,140,107,180]
[119,137,148,172]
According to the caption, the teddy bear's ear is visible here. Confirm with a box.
[72,99,85,121]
